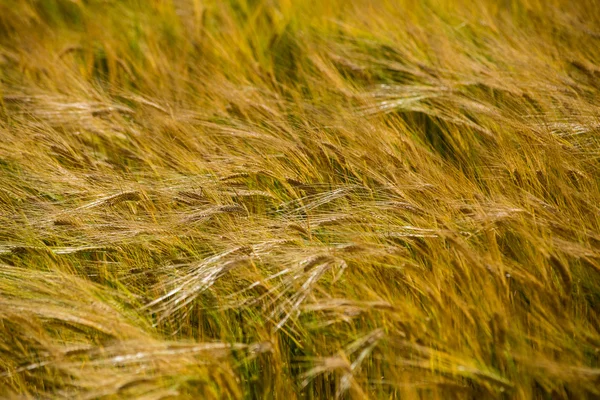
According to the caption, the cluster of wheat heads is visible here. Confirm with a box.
[0,0,599,398]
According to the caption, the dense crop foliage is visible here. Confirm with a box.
[0,0,599,398]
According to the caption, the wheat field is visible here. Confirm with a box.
[0,0,599,398]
